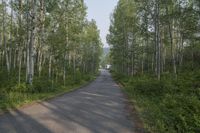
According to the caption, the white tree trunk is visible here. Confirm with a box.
[27,0,36,85]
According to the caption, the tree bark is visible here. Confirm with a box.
[155,0,161,80]
[2,0,10,74]
[165,1,177,79]
[27,0,36,85]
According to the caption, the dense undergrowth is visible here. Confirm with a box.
[113,71,200,133]
[0,70,97,112]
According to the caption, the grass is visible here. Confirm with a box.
[112,71,200,133]
[0,72,97,114]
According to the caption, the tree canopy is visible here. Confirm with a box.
[108,0,200,78]
[0,0,102,86]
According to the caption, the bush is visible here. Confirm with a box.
[11,83,28,93]
[32,79,54,93]
[83,74,92,81]
[0,70,97,111]
[74,71,82,84]
[160,95,200,133]
[116,72,200,133]
[112,72,126,81]
[127,77,175,98]
[0,89,7,101]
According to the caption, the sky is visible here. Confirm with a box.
[84,0,118,48]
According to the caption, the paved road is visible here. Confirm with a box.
[0,70,135,133]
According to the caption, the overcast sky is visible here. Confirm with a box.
[84,0,118,48]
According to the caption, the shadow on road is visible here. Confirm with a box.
[0,109,53,133]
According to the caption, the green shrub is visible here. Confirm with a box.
[160,95,200,133]
[0,89,7,101]
[128,78,174,97]
[32,79,54,93]
[115,72,200,133]
[11,83,28,93]
[83,74,92,81]
[74,71,82,84]
[0,70,97,111]
[112,72,126,81]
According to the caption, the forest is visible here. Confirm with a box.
[107,0,200,132]
[0,0,102,110]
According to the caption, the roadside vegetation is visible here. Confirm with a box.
[113,72,200,133]
[0,0,102,111]
[0,71,97,112]
[108,0,200,132]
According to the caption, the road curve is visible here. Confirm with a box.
[0,70,135,133]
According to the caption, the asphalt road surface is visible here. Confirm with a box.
[0,70,136,133]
